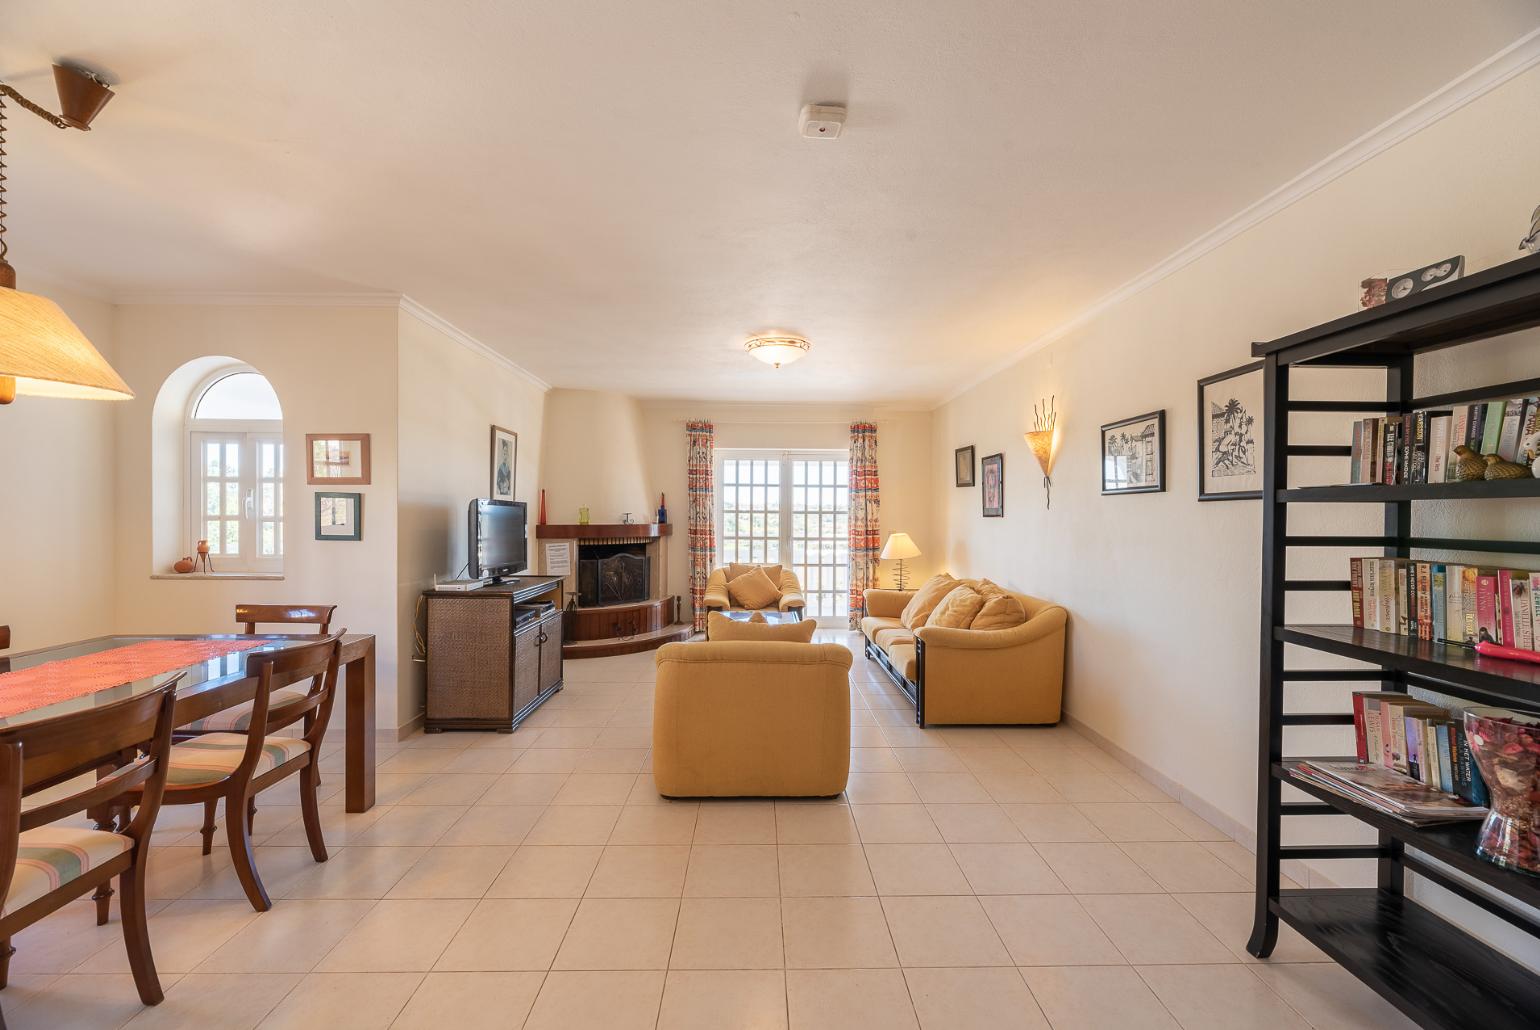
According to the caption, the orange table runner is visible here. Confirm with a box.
[0,639,266,718]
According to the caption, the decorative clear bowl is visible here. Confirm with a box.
[1464,707,1540,875]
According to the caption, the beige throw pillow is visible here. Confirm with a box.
[971,592,1028,631]
[927,586,988,628]
[729,563,783,590]
[727,566,781,610]
[899,574,958,629]
[707,611,817,642]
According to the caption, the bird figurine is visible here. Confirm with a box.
[1521,203,1540,256]
[1483,453,1530,480]
[1451,444,1488,482]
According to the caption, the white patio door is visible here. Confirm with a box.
[717,451,850,620]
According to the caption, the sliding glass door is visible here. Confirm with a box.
[718,451,850,619]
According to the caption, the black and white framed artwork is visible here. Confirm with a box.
[1101,410,1165,495]
[1197,361,1263,500]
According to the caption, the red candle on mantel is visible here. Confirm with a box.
[538,489,547,525]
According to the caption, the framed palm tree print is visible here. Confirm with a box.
[1197,361,1263,500]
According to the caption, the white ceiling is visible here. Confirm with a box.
[4,2,1537,403]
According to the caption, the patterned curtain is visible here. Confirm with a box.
[686,420,716,632]
[848,422,881,629]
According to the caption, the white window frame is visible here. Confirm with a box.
[715,449,850,619]
[185,368,285,574]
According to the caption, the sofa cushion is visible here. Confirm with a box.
[860,615,904,642]
[875,626,915,653]
[707,611,817,642]
[885,643,918,682]
[729,563,782,589]
[727,567,782,610]
[900,574,957,629]
[971,592,1028,631]
[928,586,987,628]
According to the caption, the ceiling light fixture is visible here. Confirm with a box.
[0,64,132,404]
[745,335,811,369]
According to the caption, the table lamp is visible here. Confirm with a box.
[880,532,921,590]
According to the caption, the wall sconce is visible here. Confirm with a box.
[1024,396,1058,509]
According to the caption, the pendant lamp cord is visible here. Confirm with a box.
[0,85,72,267]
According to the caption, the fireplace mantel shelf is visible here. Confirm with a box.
[536,523,673,539]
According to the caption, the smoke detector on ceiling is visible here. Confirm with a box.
[799,103,846,140]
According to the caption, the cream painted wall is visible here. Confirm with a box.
[933,66,1540,854]
[107,303,402,730]
[396,310,547,729]
[0,280,120,650]
[538,390,651,525]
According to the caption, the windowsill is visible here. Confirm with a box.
[150,572,285,581]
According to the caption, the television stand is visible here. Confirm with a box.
[423,575,565,731]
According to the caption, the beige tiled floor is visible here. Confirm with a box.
[5,629,1418,1029]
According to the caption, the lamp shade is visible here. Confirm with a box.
[745,335,811,368]
[880,532,921,561]
[1025,429,1057,475]
[0,286,133,402]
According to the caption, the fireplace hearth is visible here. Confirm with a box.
[578,543,650,607]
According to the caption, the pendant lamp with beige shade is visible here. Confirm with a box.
[0,64,132,405]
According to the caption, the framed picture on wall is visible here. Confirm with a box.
[305,434,371,485]
[1197,361,1263,500]
[955,445,976,487]
[490,425,518,502]
[314,492,362,541]
[981,452,1004,516]
[1101,410,1165,495]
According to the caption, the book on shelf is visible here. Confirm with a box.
[1288,759,1486,825]
[1344,394,1538,486]
[1348,557,1540,650]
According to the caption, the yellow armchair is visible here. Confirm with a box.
[653,640,851,797]
[702,565,806,615]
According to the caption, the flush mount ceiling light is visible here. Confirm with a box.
[0,63,131,404]
[745,335,811,369]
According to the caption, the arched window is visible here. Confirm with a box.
[187,368,284,572]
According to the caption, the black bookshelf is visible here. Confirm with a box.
[1249,252,1540,1028]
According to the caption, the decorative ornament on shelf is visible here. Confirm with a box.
[173,556,196,574]
[1024,396,1058,509]
[577,506,590,526]
[537,488,547,525]
[879,532,921,591]
[1520,203,1540,256]
[1450,444,1488,482]
[1482,453,1529,480]
[0,64,132,405]
[745,334,811,369]
[1463,707,1540,875]
[1523,429,1540,479]
[194,539,214,574]
[1359,277,1388,310]
[657,492,668,524]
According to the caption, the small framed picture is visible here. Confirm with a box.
[981,453,1004,517]
[1198,361,1263,501]
[491,425,518,502]
[1101,410,1166,495]
[306,434,370,485]
[955,445,976,487]
[314,492,362,541]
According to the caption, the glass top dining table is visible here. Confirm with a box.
[0,633,379,811]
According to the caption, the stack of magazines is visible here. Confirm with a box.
[1289,761,1488,825]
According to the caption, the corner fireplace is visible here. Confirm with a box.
[578,542,651,607]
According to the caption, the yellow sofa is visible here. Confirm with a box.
[861,586,1066,727]
[702,564,806,617]
[652,640,852,797]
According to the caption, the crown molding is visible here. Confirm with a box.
[935,27,1540,408]
[398,296,551,393]
[108,290,402,307]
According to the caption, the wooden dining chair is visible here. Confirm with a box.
[177,605,338,737]
[0,679,180,1011]
[136,633,344,912]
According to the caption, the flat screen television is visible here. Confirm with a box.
[468,499,528,583]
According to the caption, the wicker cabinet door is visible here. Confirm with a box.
[538,612,563,694]
[427,596,513,722]
[512,618,542,715]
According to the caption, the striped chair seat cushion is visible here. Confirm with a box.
[6,826,132,911]
[179,688,309,733]
[166,733,312,788]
